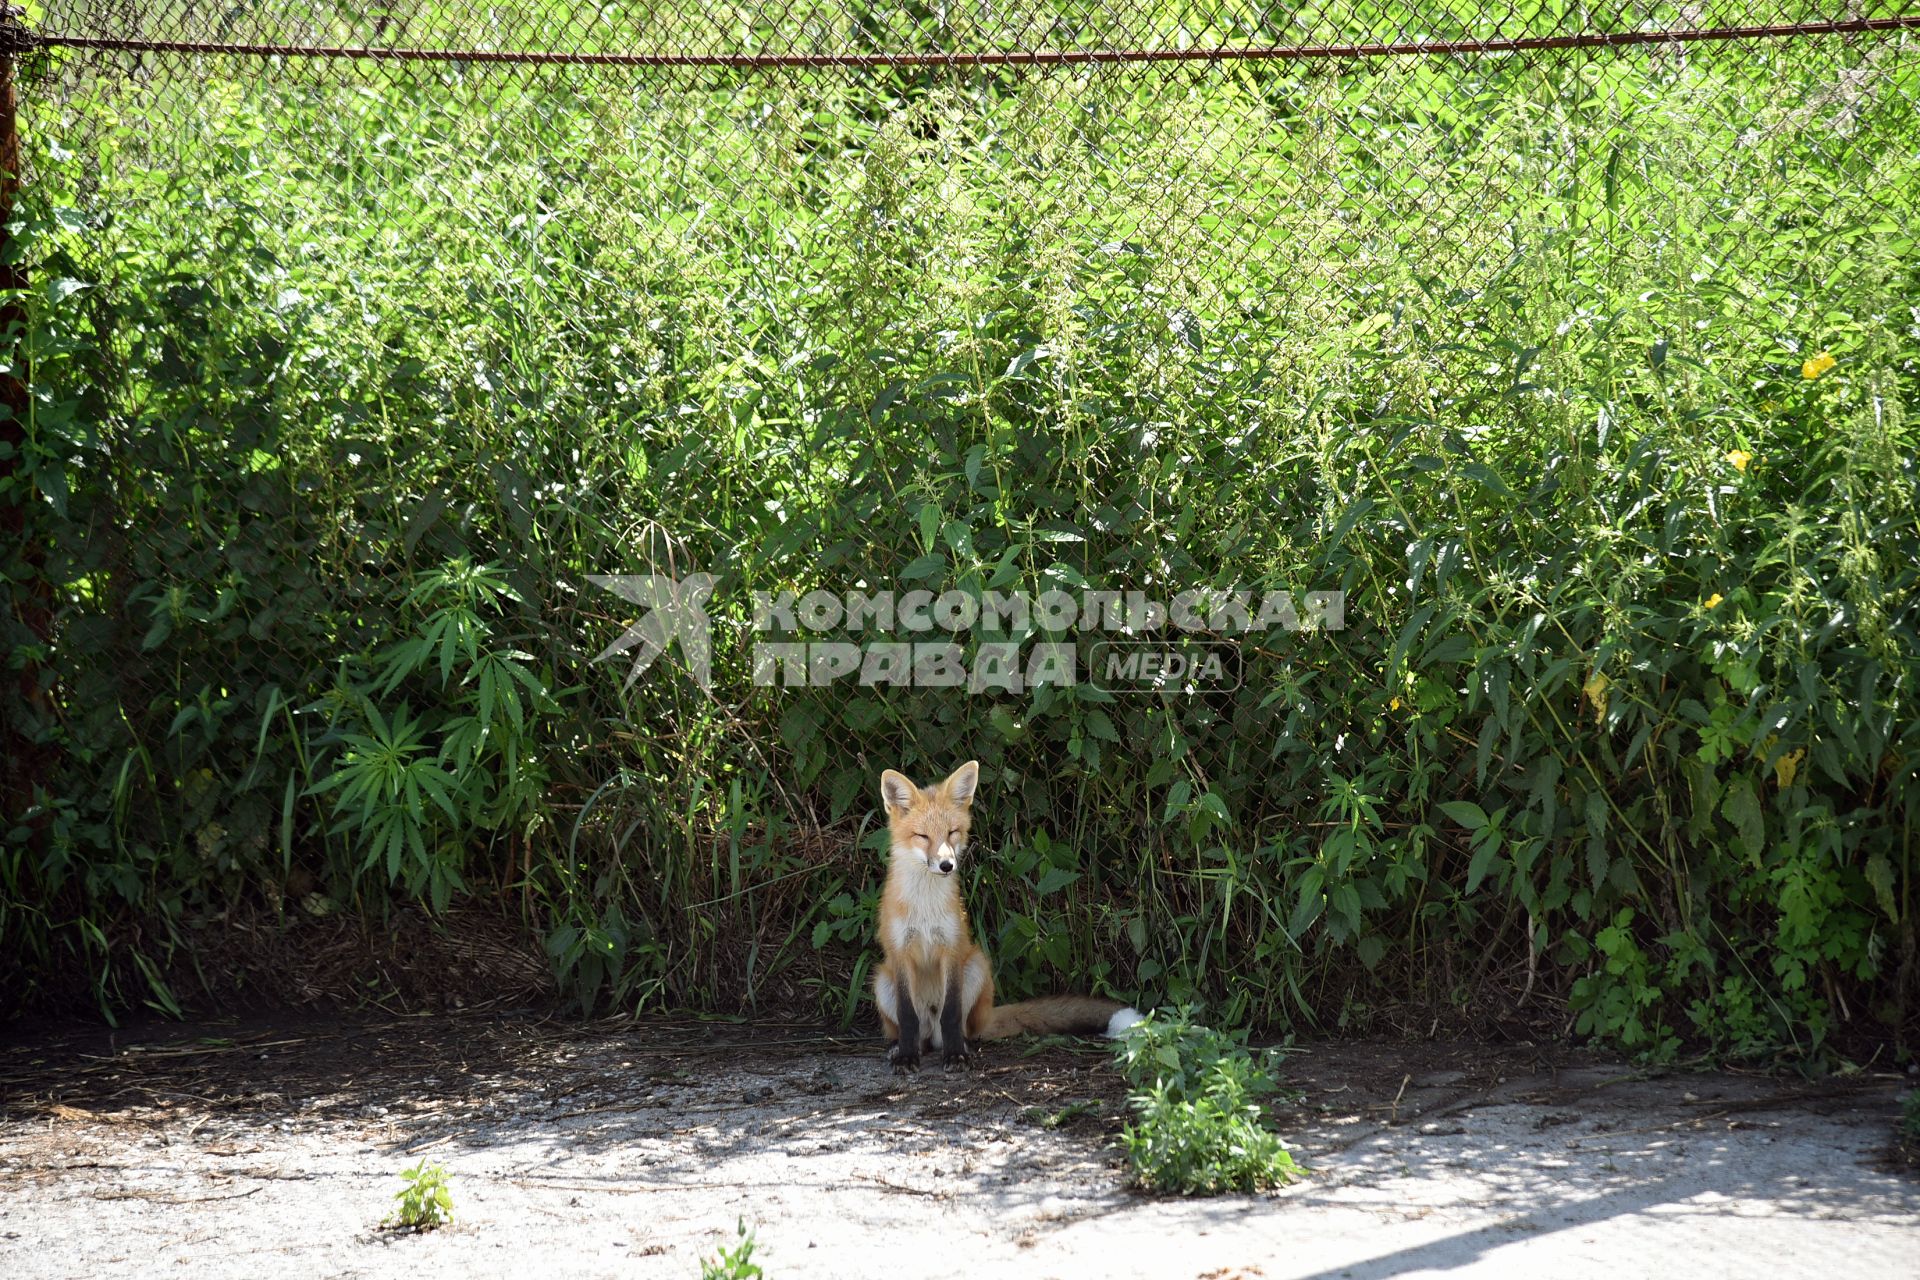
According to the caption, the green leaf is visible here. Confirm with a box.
[1719,777,1763,865]
[1325,497,1376,551]
[899,551,946,583]
[1439,801,1488,831]
[1584,789,1609,890]
[1035,866,1078,896]
[1864,853,1898,922]
[1465,833,1501,894]
[1289,866,1325,938]
[917,501,941,554]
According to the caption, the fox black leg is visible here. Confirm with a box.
[940,967,971,1070]
[889,984,921,1073]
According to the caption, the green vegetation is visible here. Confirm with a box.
[1114,1008,1301,1194]
[384,1161,455,1231]
[701,1220,764,1280]
[2,11,1916,1061]
[1023,1098,1103,1129]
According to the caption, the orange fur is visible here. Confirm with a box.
[871,762,1136,1066]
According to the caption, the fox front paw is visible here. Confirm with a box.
[942,1040,974,1071]
[887,1041,921,1073]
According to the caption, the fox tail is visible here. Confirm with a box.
[978,996,1144,1040]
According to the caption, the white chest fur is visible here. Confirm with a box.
[887,865,960,958]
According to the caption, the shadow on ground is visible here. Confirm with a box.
[1,1013,1914,1278]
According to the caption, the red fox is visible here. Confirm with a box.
[872,760,1142,1071]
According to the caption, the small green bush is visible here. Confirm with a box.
[383,1161,455,1231]
[700,1220,763,1280]
[1114,1008,1301,1195]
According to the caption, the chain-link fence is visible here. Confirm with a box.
[5,5,1918,1033]
[20,5,1920,297]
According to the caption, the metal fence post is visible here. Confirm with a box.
[0,3,44,827]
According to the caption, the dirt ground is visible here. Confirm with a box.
[1,1013,1915,1279]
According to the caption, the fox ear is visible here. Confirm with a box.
[942,760,981,807]
[879,769,918,815]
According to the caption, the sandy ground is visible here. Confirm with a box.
[0,1014,1915,1279]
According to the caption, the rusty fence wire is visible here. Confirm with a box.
[18,5,1920,267]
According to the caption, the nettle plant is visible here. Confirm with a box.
[1114,1007,1302,1195]
[383,1161,455,1231]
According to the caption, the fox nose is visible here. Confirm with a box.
[936,859,954,874]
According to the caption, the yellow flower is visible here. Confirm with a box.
[1703,593,1724,610]
[1389,696,1401,711]
[1726,449,1752,473]
[1802,351,1836,380]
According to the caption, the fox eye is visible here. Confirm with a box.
[912,832,928,844]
